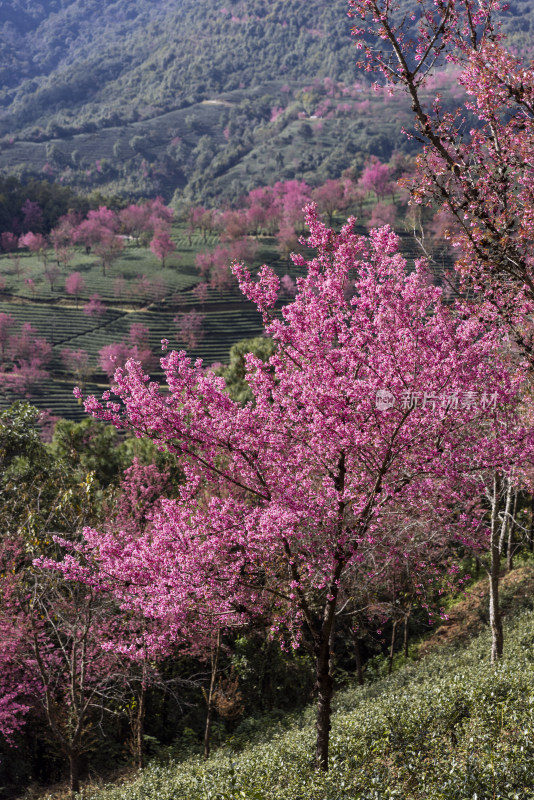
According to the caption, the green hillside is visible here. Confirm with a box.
[0,0,533,203]
[0,225,270,420]
[63,567,534,800]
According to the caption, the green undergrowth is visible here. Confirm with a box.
[76,584,534,800]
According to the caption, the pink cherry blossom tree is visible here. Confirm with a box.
[312,179,348,225]
[84,293,105,317]
[367,201,396,229]
[76,207,530,771]
[1,232,18,252]
[18,231,49,267]
[359,157,392,200]
[174,309,206,350]
[150,226,176,268]
[348,0,534,338]
[0,321,52,396]
[0,312,13,360]
[61,348,92,390]
[65,271,86,307]
[98,324,153,380]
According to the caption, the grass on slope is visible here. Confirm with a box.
[70,568,534,800]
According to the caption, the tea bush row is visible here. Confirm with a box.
[78,609,534,800]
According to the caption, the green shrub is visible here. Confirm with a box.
[76,607,534,800]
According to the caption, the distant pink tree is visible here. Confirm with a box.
[228,237,258,266]
[195,250,215,281]
[0,321,52,395]
[18,232,49,266]
[280,274,297,297]
[21,199,43,233]
[84,293,105,317]
[218,209,249,242]
[99,342,133,379]
[0,312,14,359]
[128,323,150,350]
[429,207,461,251]
[74,207,123,273]
[86,206,119,233]
[274,179,312,232]
[10,322,51,364]
[150,227,176,268]
[146,197,174,228]
[43,263,61,291]
[1,232,18,252]
[342,179,367,217]
[312,179,348,225]
[245,186,280,235]
[187,206,216,243]
[61,348,92,389]
[98,324,153,379]
[276,222,300,259]
[119,203,151,245]
[65,272,86,307]
[367,202,396,229]
[50,220,76,268]
[193,282,209,307]
[174,309,205,350]
[93,232,124,276]
[359,158,392,200]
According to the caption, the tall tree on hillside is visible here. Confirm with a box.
[74,208,529,771]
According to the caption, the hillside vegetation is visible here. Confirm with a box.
[69,568,534,800]
[0,0,533,202]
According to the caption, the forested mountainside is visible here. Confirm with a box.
[0,0,533,203]
[0,0,356,135]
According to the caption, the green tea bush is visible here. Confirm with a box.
[76,608,534,800]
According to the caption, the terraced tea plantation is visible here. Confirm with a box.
[0,221,452,421]
[0,226,277,419]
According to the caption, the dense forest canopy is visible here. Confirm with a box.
[0,0,532,202]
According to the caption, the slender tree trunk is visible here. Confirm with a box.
[203,629,220,759]
[354,635,364,686]
[388,619,400,675]
[403,610,411,660]
[506,490,517,573]
[315,628,334,771]
[134,683,146,769]
[529,496,534,553]
[489,472,504,663]
[69,752,80,796]
[499,476,513,559]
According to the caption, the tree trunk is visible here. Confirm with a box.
[69,752,80,796]
[529,496,534,553]
[388,619,400,675]
[489,472,504,663]
[499,476,513,560]
[354,635,364,686]
[506,490,517,573]
[403,610,411,660]
[315,629,334,771]
[203,629,220,759]
[134,683,146,769]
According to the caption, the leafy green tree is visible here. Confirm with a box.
[214,336,276,405]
